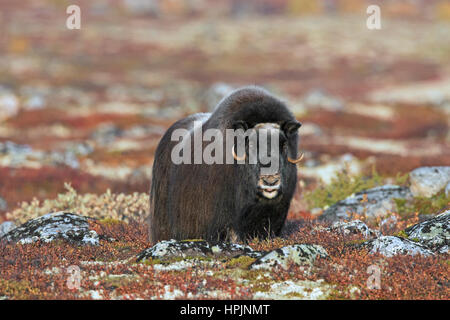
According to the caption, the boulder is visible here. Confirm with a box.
[249,244,328,270]
[136,239,262,263]
[0,212,100,245]
[360,236,434,257]
[319,185,412,223]
[328,220,381,239]
[0,221,16,238]
[409,166,450,197]
[404,210,449,253]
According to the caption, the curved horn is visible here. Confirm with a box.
[288,152,304,164]
[232,144,246,161]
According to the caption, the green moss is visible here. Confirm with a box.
[285,291,306,298]
[101,275,137,289]
[395,230,409,239]
[140,257,181,265]
[237,270,274,293]
[225,256,256,269]
[251,282,272,293]
[305,167,383,209]
[0,279,41,299]
[345,239,367,246]
[394,172,409,186]
[327,290,346,300]
[98,218,126,226]
[396,191,450,217]
[394,231,421,242]
[394,198,408,214]
[241,270,269,281]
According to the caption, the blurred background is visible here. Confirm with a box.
[0,0,449,221]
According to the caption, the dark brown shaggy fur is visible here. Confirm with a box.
[148,86,301,243]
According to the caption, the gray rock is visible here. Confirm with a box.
[0,221,16,237]
[48,150,80,169]
[64,142,94,156]
[0,141,33,154]
[404,210,449,253]
[136,239,262,262]
[360,236,434,257]
[0,91,19,121]
[445,182,450,197]
[319,185,412,223]
[0,212,100,245]
[303,89,344,111]
[23,94,45,110]
[90,124,123,146]
[250,244,328,270]
[409,166,450,198]
[328,220,381,239]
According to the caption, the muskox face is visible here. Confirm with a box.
[232,120,302,201]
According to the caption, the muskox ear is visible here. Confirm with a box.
[232,120,249,131]
[282,120,301,137]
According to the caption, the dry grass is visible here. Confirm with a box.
[6,183,149,224]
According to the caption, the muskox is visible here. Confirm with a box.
[148,86,303,243]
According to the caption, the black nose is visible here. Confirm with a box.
[261,174,280,186]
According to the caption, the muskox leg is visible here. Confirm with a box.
[235,205,289,241]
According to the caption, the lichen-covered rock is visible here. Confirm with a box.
[319,185,412,223]
[136,239,262,262]
[0,221,16,238]
[328,220,381,239]
[404,210,449,253]
[360,236,434,257]
[409,166,450,198]
[249,244,328,270]
[0,212,100,245]
[0,141,33,166]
